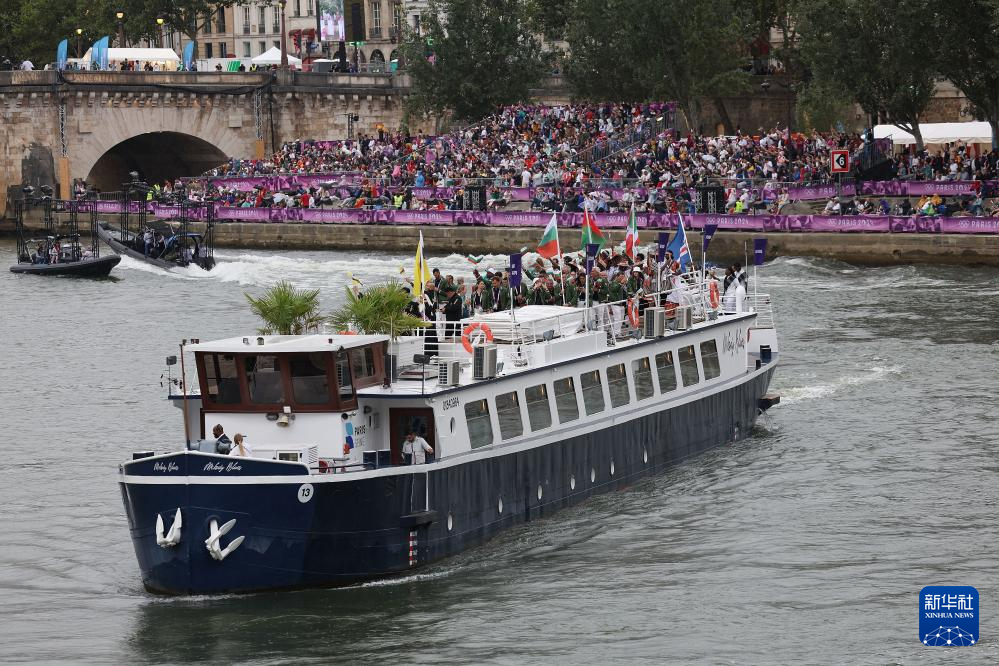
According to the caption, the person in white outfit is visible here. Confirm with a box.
[402,431,434,465]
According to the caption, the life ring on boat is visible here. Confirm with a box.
[337,330,357,335]
[461,322,494,353]
[318,459,331,474]
[626,298,640,328]
[708,281,720,309]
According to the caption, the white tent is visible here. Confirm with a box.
[251,47,302,66]
[107,48,180,63]
[872,121,993,146]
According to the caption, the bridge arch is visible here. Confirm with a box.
[85,131,230,191]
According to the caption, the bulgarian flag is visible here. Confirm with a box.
[537,213,561,259]
[624,203,639,260]
[581,208,605,249]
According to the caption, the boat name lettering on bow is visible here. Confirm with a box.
[443,396,460,411]
[203,461,244,473]
[153,461,180,473]
[724,329,746,356]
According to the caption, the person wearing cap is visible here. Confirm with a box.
[442,283,463,338]
[628,266,644,294]
[530,277,552,305]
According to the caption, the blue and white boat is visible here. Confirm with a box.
[119,281,779,595]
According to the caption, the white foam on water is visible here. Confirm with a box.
[779,363,904,405]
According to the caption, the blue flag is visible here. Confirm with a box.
[56,39,68,71]
[702,224,718,253]
[183,41,196,70]
[509,253,523,289]
[753,238,768,266]
[656,232,669,263]
[585,243,599,274]
[667,215,692,271]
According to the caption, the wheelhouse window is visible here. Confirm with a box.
[632,357,655,401]
[465,399,493,448]
[700,340,721,380]
[289,353,331,404]
[580,370,605,416]
[553,377,579,423]
[678,345,700,387]
[656,351,677,393]
[203,353,240,404]
[335,353,355,405]
[525,383,552,432]
[244,355,285,404]
[606,363,630,408]
[348,345,382,387]
[496,391,524,440]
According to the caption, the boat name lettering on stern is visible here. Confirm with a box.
[153,462,180,473]
[203,461,244,473]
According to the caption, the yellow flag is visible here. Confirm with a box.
[414,231,431,297]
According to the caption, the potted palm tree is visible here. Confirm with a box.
[245,280,325,335]
[327,282,427,338]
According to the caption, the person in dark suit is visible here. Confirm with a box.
[442,284,463,338]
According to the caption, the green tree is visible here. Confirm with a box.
[328,283,427,338]
[798,0,937,150]
[402,0,546,123]
[933,0,999,150]
[562,0,750,132]
[245,281,324,335]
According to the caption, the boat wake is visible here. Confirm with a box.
[778,362,904,405]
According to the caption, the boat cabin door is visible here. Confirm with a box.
[389,408,436,466]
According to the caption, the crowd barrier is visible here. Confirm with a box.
[85,202,996,234]
[193,173,999,203]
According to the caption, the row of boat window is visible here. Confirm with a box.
[464,340,722,448]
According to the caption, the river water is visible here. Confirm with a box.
[0,239,997,664]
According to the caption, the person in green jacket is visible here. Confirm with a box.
[481,275,510,312]
[606,273,627,337]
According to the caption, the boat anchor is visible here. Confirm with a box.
[155,508,183,548]
[205,518,245,561]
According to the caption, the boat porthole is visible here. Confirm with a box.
[610,460,615,476]
[643,448,649,464]
[498,497,503,514]
[570,475,576,490]
[590,467,596,483]
[447,513,453,531]
[537,484,543,501]
[450,417,456,434]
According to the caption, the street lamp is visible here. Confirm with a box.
[115,9,126,48]
[156,16,164,49]
[75,28,83,58]
[279,0,289,70]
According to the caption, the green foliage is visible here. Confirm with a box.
[562,0,750,130]
[402,0,547,122]
[797,0,937,148]
[245,281,324,336]
[327,283,428,338]
[795,78,855,132]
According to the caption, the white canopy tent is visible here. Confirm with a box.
[79,47,180,69]
[251,47,302,67]
[872,121,993,146]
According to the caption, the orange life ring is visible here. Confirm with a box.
[337,330,357,335]
[708,281,720,309]
[626,298,640,328]
[461,322,494,353]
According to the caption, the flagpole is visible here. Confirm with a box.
[556,207,566,306]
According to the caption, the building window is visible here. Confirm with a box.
[632,357,655,401]
[678,345,700,387]
[553,377,579,424]
[290,354,331,404]
[219,42,228,57]
[525,384,552,432]
[580,370,605,416]
[272,8,280,32]
[656,351,677,393]
[204,13,213,34]
[258,7,267,32]
[242,8,251,34]
[274,40,280,49]
[496,391,523,440]
[217,7,226,32]
[465,399,493,448]
[348,347,376,381]
[606,363,630,408]
[203,353,239,404]
[371,0,381,33]
[700,340,721,380]
[412,13,420,33]
[245,355,285,404]
[205,42,214,59]
[259,40,267,54]
[307,0,313,15]
[243,41,251,57]
[294,0,301,16]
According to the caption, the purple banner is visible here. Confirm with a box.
[791,180,985,200]
[905,181,978,196]
[787,183,856,200]
[937,217,999,234]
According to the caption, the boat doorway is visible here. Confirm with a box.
[389,408,436,466]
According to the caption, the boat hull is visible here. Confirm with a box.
[9,255,120,277]
[97,223,215,271]
[121,366,775,595]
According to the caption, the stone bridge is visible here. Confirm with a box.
[0,70,441,214]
